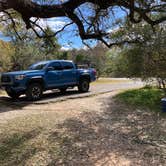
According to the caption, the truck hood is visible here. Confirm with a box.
[3,70,43,75]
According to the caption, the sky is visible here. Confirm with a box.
[37,6,126,50]
[0,0,164,50]
[0,2,127,50]
[0,32,11,42]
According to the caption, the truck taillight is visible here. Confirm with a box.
[93,69,97,76]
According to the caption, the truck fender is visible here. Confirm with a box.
[26,76,45,89]
[79,73,90,82]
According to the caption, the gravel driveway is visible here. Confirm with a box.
[0,78,144,105]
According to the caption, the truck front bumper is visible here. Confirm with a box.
[1,82,26,93]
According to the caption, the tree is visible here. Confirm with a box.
[0,40,14,72]
[109,19,166,90]
[11,40,45,70]
[0,14,62,70]
[75,54,85,64]
[69,43,108,77]
[0,0,165,47]
[42,26,61,60]
[87,44,108,76]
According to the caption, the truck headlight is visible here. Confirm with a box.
[15,75,26,80]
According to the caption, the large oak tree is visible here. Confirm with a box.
[0,0,165,47]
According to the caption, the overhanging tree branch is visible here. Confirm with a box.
[0,0,165,47]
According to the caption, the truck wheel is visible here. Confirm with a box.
[78,79,90,92]
[59,88,67,93]
[6,91,20,99]
[26,83,43,101]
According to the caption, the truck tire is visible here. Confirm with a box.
[26,83,43,101]
[6,91,20,99]
[78,79,90,92]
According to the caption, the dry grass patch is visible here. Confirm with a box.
[0,90,6,96]
[92,78,131,85]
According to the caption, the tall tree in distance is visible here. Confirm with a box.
[108,17,166,90]
[42,26,61,60]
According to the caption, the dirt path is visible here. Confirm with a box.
[0,78,143,105]
[0,86,165,165]
[0,79,143,123]
[0,91,118,124]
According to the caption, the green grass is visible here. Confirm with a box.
[115,87,165,111]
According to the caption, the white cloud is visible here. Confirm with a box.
[107,26,120,33]
[31,17,68,31]
[61,46,71,51]
[60,43,73,51]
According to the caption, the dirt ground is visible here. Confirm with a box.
[0,90,165,166]
[0,91,117,123]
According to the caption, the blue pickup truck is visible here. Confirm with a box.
[0,60,96,100]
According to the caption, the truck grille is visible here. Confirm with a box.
[1,75,12,83]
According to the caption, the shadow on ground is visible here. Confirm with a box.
[0,89,88,113]
[0,96,165,165]
[46,99,166,165]
[0,128,42,165]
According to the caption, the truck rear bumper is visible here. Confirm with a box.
[91,76,97,82]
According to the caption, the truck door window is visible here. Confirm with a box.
[49,62,63,70]
[63,62,74,70]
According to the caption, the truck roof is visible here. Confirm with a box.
[37,60,73,64]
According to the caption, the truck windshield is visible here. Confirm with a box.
[29,62,48,70]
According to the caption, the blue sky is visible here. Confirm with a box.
[56,6,126,50]
[0,32,11,42]
[0,4,126,50]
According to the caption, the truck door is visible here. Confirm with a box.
[62,62,77,85]
[46,62,63,87]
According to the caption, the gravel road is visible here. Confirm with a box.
[0,78,144,105]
